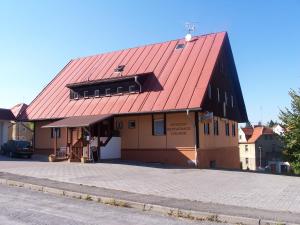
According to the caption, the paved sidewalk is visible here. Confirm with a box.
[0,171,300,224]
[0,155,300,215]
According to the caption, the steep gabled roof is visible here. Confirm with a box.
[21,32,245,121]
[11,103,28,118]
[0,108,15,121]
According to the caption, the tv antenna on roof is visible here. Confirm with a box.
[185,22,196,42]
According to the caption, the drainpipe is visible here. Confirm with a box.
[134,76,142,92]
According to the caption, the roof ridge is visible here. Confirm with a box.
[72,32,227,61]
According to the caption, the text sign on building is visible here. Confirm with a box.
[167,122,191,136]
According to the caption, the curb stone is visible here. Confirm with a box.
[0,178,297,225]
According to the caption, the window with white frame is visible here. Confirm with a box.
[224,91,228,105]
[84,91,89,98]
[245,145,248,152]
[129,85,136,93]
[105,88,111,96]
[213,120,219,136]
[94,90,100,97]
[225,122,230,136]
[117,87,123,94]
[73,91,79,100]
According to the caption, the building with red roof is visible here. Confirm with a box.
[239,125,286,172]
[21,32,248,168]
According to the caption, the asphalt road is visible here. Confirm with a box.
[0,185,224,225]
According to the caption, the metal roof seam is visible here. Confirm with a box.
[148,40,188,112]
[138,40,178,112]
[24,59,73,116]
[39,56,95,119]
[160,40,198,110]
[174,36,207,109]
[186,34,218,109]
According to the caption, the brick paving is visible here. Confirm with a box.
[0,155,300,213]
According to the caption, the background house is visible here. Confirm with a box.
[0,108,15,146]
[9,103,33,143]
[239,125,288,173]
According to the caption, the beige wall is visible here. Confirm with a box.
[239,143,256,170]
[35,121,67,154]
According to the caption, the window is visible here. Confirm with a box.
[51,128,61,139]
[153,119,165,136]
[204,123,210,135]
[105,88,111,96]
[128,120,136,129]
[129,85,136,93]
[217,88,220,102]
[175,43,185,50]
[223,102,226,118]
[213,120,219,136]
[84,91,89,98]
[231,95,234,108]
[208,84,212,99]
[117,87,123,94]
[225,122,230,136]
[245,145,248,152]
[232,123,236,136]
[224,91,228,105]
[73,91,79,100]
[116,120,123,130]
[245,158,249,164]
[94,90,100,97]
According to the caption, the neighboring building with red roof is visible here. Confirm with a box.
[239,125,286,172]
[0,108,15,146]
[20,32,248,168]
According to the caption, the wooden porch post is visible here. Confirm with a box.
[53,128,57,156]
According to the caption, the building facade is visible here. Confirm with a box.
[239,126,287,172]
[20,32,248,169]
[0,108,14,146]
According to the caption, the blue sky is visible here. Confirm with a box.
[0,0,299,124]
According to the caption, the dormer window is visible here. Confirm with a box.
[94,90,100,98]
[117,87,123,94]
[129,85,136,93]
[73,92,79,100]
[105,88,111,96]
[84,91,89,98]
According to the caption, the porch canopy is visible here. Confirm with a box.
[43,114,113,128]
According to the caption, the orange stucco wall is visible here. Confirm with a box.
[116,112,240,169]
[34,113,240,169]
[34,121,67,155]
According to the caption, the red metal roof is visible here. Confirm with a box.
[22,32,228,121]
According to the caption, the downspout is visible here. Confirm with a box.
[134,76,142,92]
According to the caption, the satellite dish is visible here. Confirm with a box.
[185,33,192,42]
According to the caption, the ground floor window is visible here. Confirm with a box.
[51,128,61,138]
[152,114,166,136]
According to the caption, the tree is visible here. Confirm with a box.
[266,120,278,127]
[279,89,300,174]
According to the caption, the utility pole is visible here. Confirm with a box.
[258,146,262,169]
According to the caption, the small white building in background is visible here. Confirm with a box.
[272,124,285,136]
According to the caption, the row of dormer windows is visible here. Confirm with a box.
[70,85,138,100]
